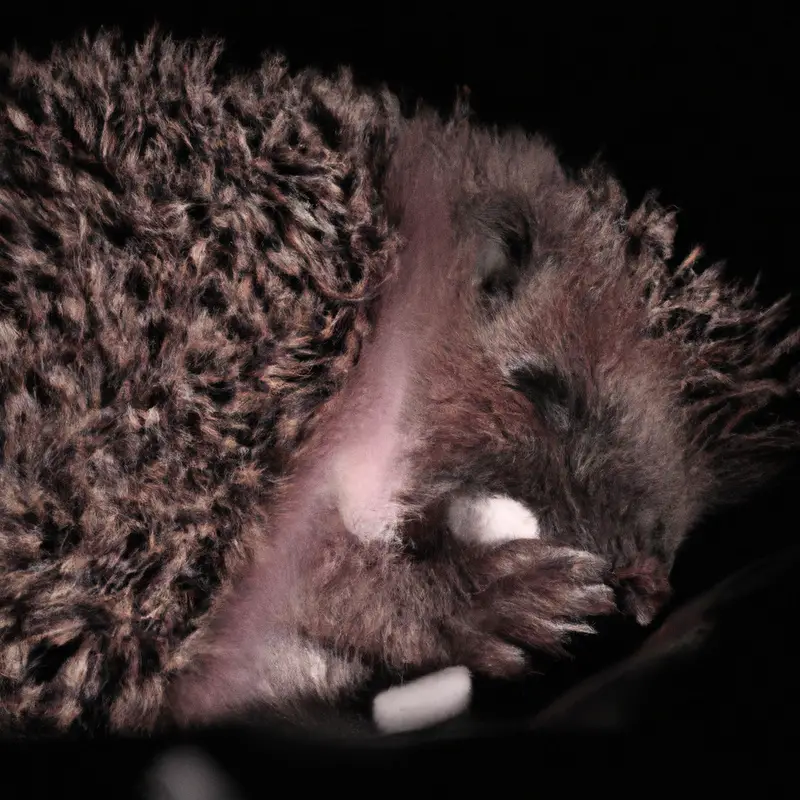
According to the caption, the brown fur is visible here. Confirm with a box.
[2,28,799,734]
[0,28,399,732]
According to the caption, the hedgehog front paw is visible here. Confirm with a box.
[447,540,616,677]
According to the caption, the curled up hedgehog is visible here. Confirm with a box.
[1,28,799,737]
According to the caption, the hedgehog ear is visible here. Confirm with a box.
[469,195,533,309]
[614,556,672,626]
[474,237,521,303]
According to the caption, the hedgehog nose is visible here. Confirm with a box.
[613,556,672,626]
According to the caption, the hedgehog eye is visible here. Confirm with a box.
[505,361,576,430]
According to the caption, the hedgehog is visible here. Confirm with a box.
[1,27,798,736]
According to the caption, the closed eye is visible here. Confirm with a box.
[504,360,579,431]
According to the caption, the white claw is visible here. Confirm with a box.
[552,621,597,636]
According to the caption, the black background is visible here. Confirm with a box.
[2,1,799,785]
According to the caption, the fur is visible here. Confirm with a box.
[0,28,399,732]
[2,28,799,735]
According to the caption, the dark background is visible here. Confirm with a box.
[2,2,799,784]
